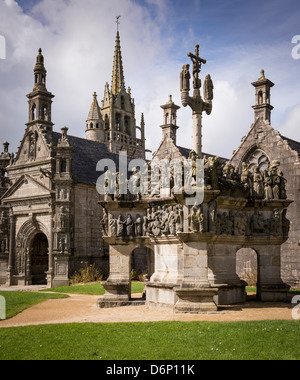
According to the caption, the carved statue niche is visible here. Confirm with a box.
[0,211,8,234]
[208,200,217,233]
[28,132,37,161]
[58,237,66,254]
[250,210,266,235]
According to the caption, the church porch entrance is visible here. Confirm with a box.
[31,232,49,285]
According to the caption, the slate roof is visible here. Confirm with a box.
[51,133,230,186]
[52,132,122,186]
[280,135,300,156]
[177,145,228,161]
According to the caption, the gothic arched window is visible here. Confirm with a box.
[246,149,270,173]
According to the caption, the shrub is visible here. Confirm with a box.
[70,262,106,285]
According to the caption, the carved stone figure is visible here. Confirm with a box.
[117,215,125,237]
[180,64,191,92]
[100,209,108,236]
[125,214,135,236]
[251,211,266,234]
[208,200,217,233]
[58,238,66,253]
[135,215,143,237]
[282,209,290,236]
[190,203,200,232]
[253,166,264,199]
[109,215,117,237]
[241,162,252,193]
[270,209,281,236]
[0,240,6,253]
[203,74,214,101]
[175,205,183,233]
[187,44,206,90]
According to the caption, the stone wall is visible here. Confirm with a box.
[230,120,300,287]
[73,184,108,271]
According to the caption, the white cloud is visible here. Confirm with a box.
[0,0,300,162]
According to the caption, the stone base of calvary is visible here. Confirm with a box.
[98,46,292,313]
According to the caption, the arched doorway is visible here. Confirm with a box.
[31,233,49,285]
[236,248,259,300]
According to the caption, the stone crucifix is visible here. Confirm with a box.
[180,45,214,158]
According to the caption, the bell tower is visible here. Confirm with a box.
[85,17,146,159]
[252,70,274,124]
[160,95,180,145]
[26,48,55,132]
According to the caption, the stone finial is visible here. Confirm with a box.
[259,69,266,81]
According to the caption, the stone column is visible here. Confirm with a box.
[6,213,15,286]
[46,215,54,288]
[192,113,203,158]
[207,243,247,305]
[174,240,218,314]
[98,244,133,308]
[256,245,290,302]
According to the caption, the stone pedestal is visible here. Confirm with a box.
[98,280,131,308]
[258,284,290,302]
[52,254,70,287]
[174,287,218,313]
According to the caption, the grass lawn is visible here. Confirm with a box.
[0,320,299,360]
[43,282,145,295]
[0,291,69,319]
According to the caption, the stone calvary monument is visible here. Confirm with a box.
[98,45,293,313]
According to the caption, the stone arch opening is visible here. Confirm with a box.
[30,232,49,285]
[236,248,258,300]
[131,247,154,282]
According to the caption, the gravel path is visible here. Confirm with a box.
[0,292,295,327]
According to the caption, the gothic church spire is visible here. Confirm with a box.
[111,30,125,95]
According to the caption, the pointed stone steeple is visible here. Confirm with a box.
[111,31,125,95]
[86,92,104,142]
[87,92,102,121]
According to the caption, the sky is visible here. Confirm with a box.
[0,0,300,160]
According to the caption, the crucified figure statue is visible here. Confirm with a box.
[187,45,207,90]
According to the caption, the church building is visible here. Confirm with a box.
[0,30,146,287]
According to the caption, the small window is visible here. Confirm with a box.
[32,104,37,121]
[60,159,67,173]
